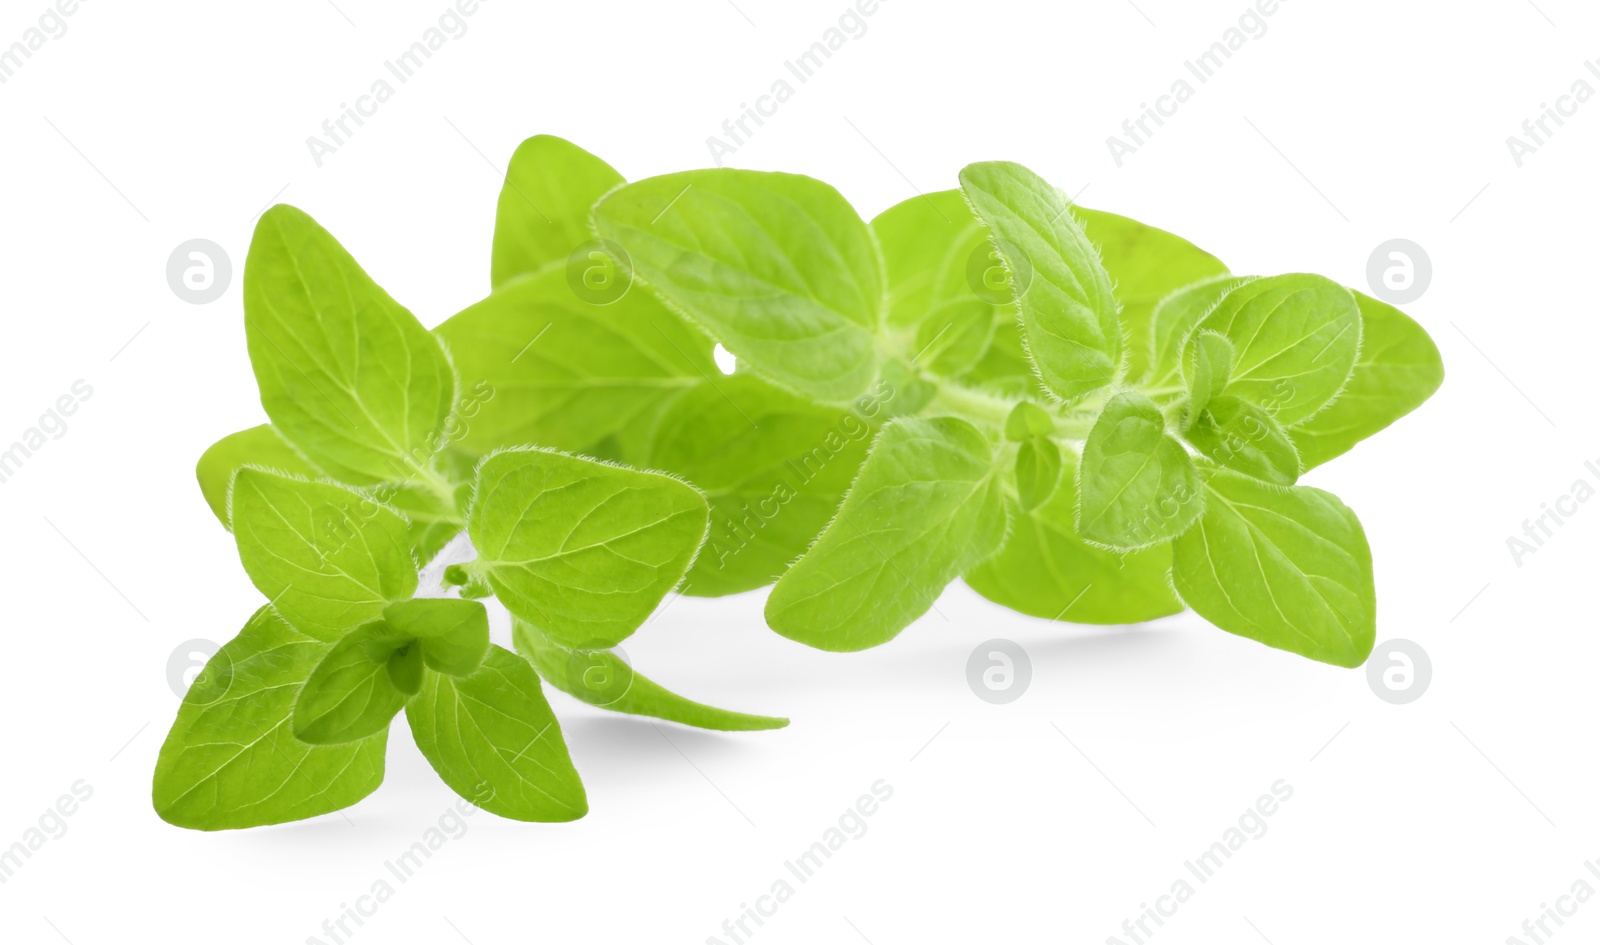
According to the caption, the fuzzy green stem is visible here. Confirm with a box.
[922,381,1108,442]
[922,383,1018,430]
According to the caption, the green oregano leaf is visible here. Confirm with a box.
[467,447,708,649]
[153,607,388,830]
[1004,401,1055,441]
[766,417,1007,651]
[626,373,874,597]
[244,205,456,487]
[593,169,884,404]
[1171,469,1375,667]
[965,449,1182,625]
[512,620,788,732]
[229,469,416,641]
[1076,207,1229,384]
[195,425,319,529]
[1014,438,1062,513]
[872,190,999,376]
[1148,275,1252,390]
[491,135,626,287]
[1183,330,1235,427]
[383,598,491,677]
[873,190,994,326]
[1185,395,1301,485]
[911,298,996,377]
[1195,274,1361,425]
[1288,292,1445,470]
[958,161,1121,403]
[435,266,713,459]
[386,642,425,696]
[1077,392,1202,550]
[202,427,464,565]
[292,621,415,745]
[406,646,587,822]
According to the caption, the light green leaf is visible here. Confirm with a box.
[1149,275,1251,389]
[292,621,414,745]
[512,620,788,732]
[1172,469,1375,666]
[958,161,1121,402]
[435,267,713,459]
[230,469,417,640]
[1195,274,1361,425]
[1014,438,1062,513]
[965,210,1228,392]
[406,645,587,822]
[1183,330,1235,425]
[153,607,388,830]
[962,312,1038,394]
[1185,394,1301,485]
[1289,292,1444,470]
[244,205,456,487]
[911,298,996,376]
[872,190,999,375]
[1004,401,1055,441]
[1077,392,1202,550]
[965,450,1182,624]
[766,417,1007,651]
[873,190,989,326]
[387,641,424,696]
[468,448,709,649]
[1074,207,1229,383]
[593,169,883,404]
[491,135,625,287]
[383,598,490,677]
[630,374,873,597]
[196,425,320,529]
[197,426,463,564]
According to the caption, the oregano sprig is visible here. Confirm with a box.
[459,139,1441,669]
[158,205,787,831]
[160,134,1446,832]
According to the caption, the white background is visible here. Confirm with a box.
[1,1,1595,942]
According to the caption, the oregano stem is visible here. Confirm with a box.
[921,381,1105,442]
[922,383,1017,430]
